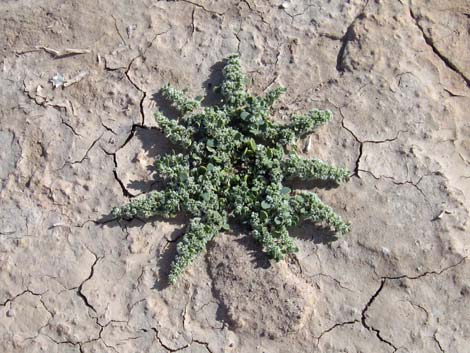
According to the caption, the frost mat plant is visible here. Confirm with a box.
[112,54,350,284]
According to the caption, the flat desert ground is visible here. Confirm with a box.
[1,0,469,352]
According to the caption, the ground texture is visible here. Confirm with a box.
[1,0,469,352]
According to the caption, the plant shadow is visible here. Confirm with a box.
[228,219,338,272]
[290,222,339,245]
[150,59,226,118]
[123,126,173,194]
[151,90,180,121]
[201,60,225,107]
[284,177,341,191]
[152,214,189,291]
[229,224,272,270]
[97,212,188,291]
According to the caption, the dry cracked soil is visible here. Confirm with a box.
[1,0,469,352]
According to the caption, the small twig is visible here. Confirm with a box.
[36,46,91,58]
[63,71,89,88]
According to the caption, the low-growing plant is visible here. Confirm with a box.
[112,54,350,284]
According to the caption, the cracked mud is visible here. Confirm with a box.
[1,0,469,352]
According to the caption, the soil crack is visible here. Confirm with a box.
[316,320,359,341]
[76,253,102,314]
[358,169,428,199]
[382,256,467,281]
[176,0,224,16]
[0,289,45,307]
[408,6,470,87]
[238,0,269,25]
[192,339,214,353]
[361,279,398,351]
[151,327,190,352]
[111,150,135,198]
[434,332,446,353]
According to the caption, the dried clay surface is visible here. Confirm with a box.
[1,0,469,352]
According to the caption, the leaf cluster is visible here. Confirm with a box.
[112,54,350,283]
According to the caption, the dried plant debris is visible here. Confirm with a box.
[63,71,89,88]
[38,46,91,58]
[49,71,88,89]
[112,54,350,283]
[50,73,65,89]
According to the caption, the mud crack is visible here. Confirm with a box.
[311,273,356,292]
[361,279,398,351]
[75,253,102,314]
[61,118,82,137]
[281,3,316,23]
[408,7,470,87]
[0,289,45,307]
[316,320,358,342]
[71,134,103,165]
[238,0,269,25]
[358,257,468,351]
[151,327,190,352]
[339,107,405,178]
[100,123,159,198]
[176,0,224,16]
[54,133,104,172]
[41,317,118,353]
[434,332,445,353]
[192,339,214,353]
[111,15,127,45]
[358,169,429,199]
[119,28,170,125]
[382,256,467,281]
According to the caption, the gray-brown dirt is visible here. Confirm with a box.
[1,0,469,352]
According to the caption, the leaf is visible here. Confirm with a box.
[281,187,291,195]
[198,166,207,174]
[240,111,249,120]
[248,138,257,151]
[261,201,271,210]
[260,210,269,223]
